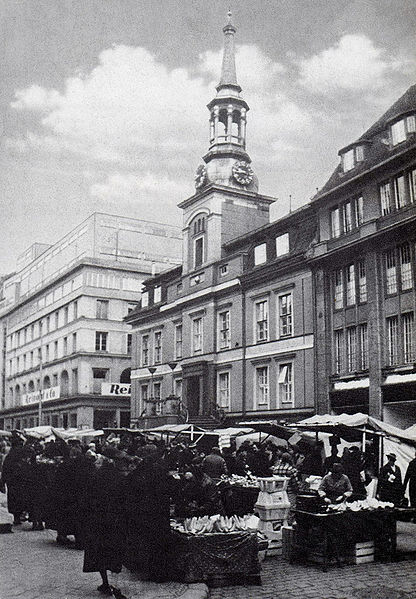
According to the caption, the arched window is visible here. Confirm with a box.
[191,213,207,269]
[232,110,241,141]
[61,370,69,396]
[28,380,35,393]
[43,375,51,389]
[120,368,131,384]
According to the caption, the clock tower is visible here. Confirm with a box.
[179,12,274,274]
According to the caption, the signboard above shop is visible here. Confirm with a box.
[22,386,61,405]
[101,383,131,396]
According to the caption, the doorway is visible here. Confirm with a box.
[186,376,201,418]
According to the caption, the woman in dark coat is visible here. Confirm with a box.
[125,446,173,582]
[404,455,416,507]
[0,439,26,524]
[82,456,129,597]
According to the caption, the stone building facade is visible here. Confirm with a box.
[0,213,181,430]
[310,85,416,427]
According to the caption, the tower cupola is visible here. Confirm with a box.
[194,12,258,193]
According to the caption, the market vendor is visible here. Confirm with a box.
[318,463,353,504]
[378,453,403,506]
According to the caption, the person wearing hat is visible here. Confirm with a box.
[378,453,403,506]
[403,451,416,508]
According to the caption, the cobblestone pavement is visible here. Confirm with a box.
[210,522,416,599]
[0,522,207,599]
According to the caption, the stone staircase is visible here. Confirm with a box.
[188,415,222,430]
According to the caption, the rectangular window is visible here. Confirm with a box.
[53,374,58,387]
[153,382,162,415]
[358,261,367,303]
[346,264,356,306]
[387,316,399,366]
[408,115,416,133]
[394,175,406,209]
[380,182,392,215]
[278,293,292,337]
[72,333,77,353]
[141,335,149,366]
[342,149,355,172]
[126,334,132,355]
[194,237,204,268]
[218,311,231,349]
[174,378,182,400]
[342,202,353,233]
[275,233,289,256]
[93,368,108,393]
[55,311,59,329]
[409,169,416,204]
[70,413,77,428]
[141,292,149,308]
[334,329,344,373]
[399,244,412,290]
[391,119,406,145]
[64,306,69,325]
[330,207,341,238]
[154,331,162,364]
[192,317,203,354]
[386,249,397,294]
[334,269,344,309]
[95,331,108,351]
[278,363,293,406]
[359,324,368,370]
[154,286,161,304]
[72,368,78,394]
[63,336,68,355]
[54,340,58,360]
[30,351,33,368]
[73,301,78,320]
[175,324,183,359]
[217,372,230,409]
[96,299,109,319]
[403,313,414,364]
[346,326,357,371]
[256,366,269,408]
[46,316,50,332]
[254,243,267,265]
[355,196,364,227]
[255,299,268,342]
[45,345,49,362]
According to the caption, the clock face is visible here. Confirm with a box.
[232,161,253,186]
[194,164,207,189]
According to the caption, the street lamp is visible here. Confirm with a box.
[147,367,157,414]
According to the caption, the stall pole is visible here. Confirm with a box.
[190,424,194,442]
[362,427,367,453]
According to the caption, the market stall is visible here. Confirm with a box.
[218,474,260,516]
[170,514,263,585]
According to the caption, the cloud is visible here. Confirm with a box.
[12,84,62,111]
[298,34,405,94]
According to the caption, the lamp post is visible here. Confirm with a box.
[147,367,157,415]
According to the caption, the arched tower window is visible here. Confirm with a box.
[190,213,207,269]
[28,380,35,393]
[43,376,51,389]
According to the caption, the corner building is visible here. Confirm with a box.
[0,213,181,430]
[127,16,316,428]
[310,85,416,426]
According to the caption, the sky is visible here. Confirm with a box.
[0,0,415,274]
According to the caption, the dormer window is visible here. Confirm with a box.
[391,115,416,146]
[254,243,267,265]
[340,145,365,173]
[154,286,161,304]
[141,291,149,308]
[275,233,289,257]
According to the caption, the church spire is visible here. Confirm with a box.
[217,11,241,92]
[193,12,258,193]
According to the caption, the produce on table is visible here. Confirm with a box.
[171,513,259,534]
[220,474,259,488]
[327,498,394,512]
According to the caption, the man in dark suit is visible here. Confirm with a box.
[378,453,403,506]
[404,452,416,508]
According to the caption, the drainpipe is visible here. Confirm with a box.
[238,275,247,418]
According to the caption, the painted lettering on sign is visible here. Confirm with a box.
[101,383,131,396]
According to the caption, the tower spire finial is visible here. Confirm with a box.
[218,9,240,91]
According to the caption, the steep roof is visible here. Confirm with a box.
[313,84,416,201]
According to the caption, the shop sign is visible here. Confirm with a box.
[101,383,131,396]
[22,385,61,405]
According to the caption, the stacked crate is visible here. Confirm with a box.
[254,476,290,556]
